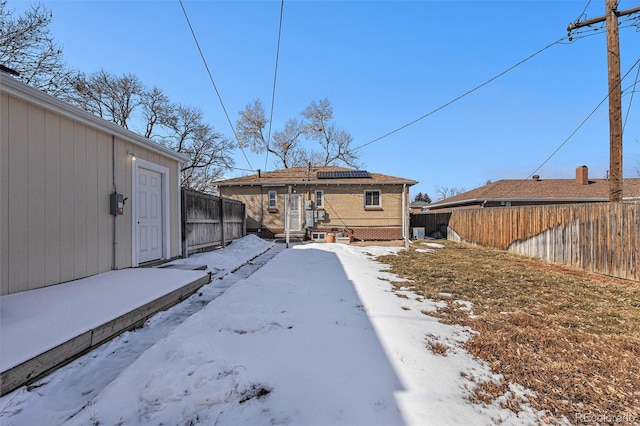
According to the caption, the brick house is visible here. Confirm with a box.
[215,166,417,241]
[426,165,640,212]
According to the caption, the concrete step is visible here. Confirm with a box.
[157,264,208,271]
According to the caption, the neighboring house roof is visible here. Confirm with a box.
[0,73,189,163]
[427,176,640,210]
[215,166,417,187]
[410,201,430,208]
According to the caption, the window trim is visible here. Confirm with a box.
[268,190,277,210]
[364,189,382,208]
[315,190,324,208]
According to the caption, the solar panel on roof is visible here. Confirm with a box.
[317,170,372,179]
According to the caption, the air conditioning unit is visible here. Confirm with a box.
[412,227,425,239]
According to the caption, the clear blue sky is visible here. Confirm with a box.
[9,0,640,199]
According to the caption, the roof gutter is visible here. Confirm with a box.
[216,180,418,187]
[427,197,612,209]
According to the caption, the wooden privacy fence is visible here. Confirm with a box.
[181,189,246,256]
[411,203,639,281]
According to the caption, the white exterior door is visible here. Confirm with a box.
[137,167,163,263]
[287,194,301,231]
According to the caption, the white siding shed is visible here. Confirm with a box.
[1,73,188,295]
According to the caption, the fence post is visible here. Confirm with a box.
[242,203,247,237]
[219,196,225,248]
[181,188,188,258]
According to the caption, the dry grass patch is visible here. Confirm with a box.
[377,240,640,422]
[425,334,449,356]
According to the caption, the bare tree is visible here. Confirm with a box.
[141,86,174,139]
[236,100,303,168]
[162,105,234,192]
[271,118,305,168]
[236,98,359,169]
[70,70,144,128]
[69,69,233,191]
[302,98,359,168]
[435,186,466,201]
[0,0,77,96]
[1,0,233,192]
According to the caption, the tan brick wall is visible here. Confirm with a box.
[219,183,408,240]
[217,186,285,235]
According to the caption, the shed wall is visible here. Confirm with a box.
[1,92,182,295]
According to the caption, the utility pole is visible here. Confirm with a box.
[568,1,640,202]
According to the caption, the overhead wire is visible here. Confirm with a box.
[349,4,632,153]
[574,0,593,25]
[178,0,254,173]
[622,58,640,198]
[352,36,569,151]
[264,0,285,172]
[622,58,639,132]
[504,56,640,198]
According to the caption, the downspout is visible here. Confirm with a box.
[259,186,264,236]
[403,184,409,250]
[258,169,264,236]
[286,185,292,248]
[112,135,118,270]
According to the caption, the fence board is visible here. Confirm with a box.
[410,203,639,281]
[181,189,246,256]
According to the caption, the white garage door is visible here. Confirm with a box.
[137,167,163,263]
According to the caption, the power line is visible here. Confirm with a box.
[264,0,285,172]
[568,1,640,201]
[505,56,640,197]
[622,58,640,132]
[574,0,593,25]
[622,59,640,199]
[178,0,254,172]
[353,36,568,151]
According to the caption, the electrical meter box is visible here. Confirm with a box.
[110,193,124,215]
[305,210,314,228]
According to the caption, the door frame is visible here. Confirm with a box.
[131,158,170,266]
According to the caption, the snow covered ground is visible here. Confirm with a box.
[1,236,546,425]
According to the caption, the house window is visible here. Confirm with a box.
[268,190,277,210]
[364,190,381,208]
[315,190,324,208]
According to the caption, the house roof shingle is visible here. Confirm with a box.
[215,166,417,186]
[428,177,640,209]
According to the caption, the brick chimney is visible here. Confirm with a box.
[576,165,588,185]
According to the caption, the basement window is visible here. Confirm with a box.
[311,232,327,242]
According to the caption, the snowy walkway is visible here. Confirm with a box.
[1,238,545,425]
